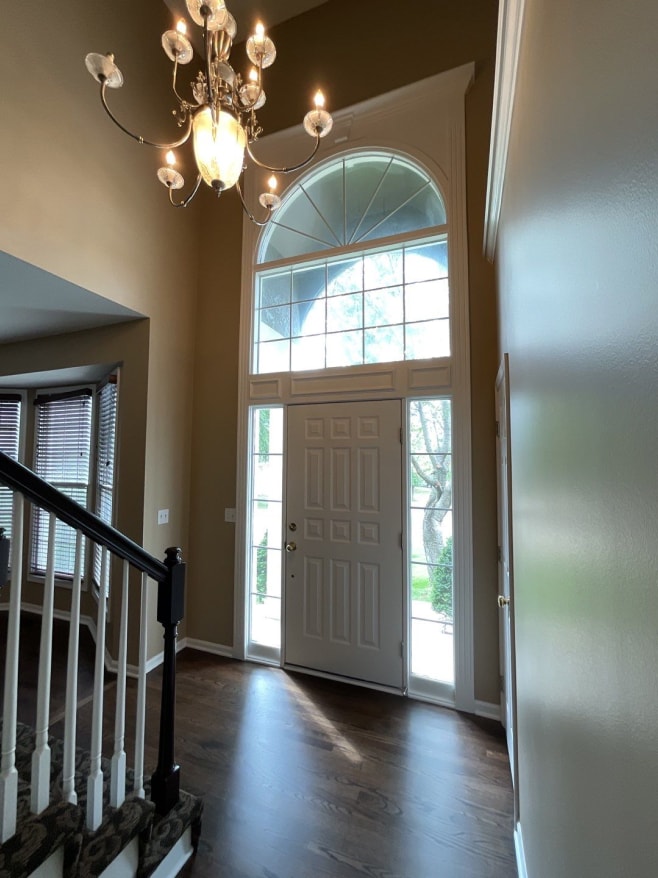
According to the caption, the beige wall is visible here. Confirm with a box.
[186,0,501,703]
[495,0,658,873]
[1,1,200,659]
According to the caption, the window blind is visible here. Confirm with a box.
[0,394,22,541]
[31,389,92,577]
[93,379,118,587]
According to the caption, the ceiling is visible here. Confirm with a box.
[0,252,141,346]
[163,0,329,41]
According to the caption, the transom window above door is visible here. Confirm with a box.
[253,151,449,375]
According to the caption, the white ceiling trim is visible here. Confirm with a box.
[483,0,528,262]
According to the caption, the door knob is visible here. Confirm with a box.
[498,595,510,608]
[285,542,297,552]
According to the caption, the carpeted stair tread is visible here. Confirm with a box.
[138,784,203,878]
[0,791,83,878]
[1,721,202,877]
[76,795,155,878]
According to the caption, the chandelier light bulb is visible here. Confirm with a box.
[304,90,333,139]
[161,19,193,65]
[249,68,258,83]
[246,21,276,68]
[157,151,184,189]
[259,173,281,211]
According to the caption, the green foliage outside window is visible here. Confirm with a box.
[430,537,453,616]
[256,529,268,604]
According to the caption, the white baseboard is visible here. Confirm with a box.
[98,836,139,878]
[475,699,502,721]
[515,821,528,878]
[149,826,193,878]
[0,601,185,678]
[182,637,234,658]
[29,845,64,878]
[1,600,96,634]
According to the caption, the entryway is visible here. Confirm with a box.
[284,400,404,689]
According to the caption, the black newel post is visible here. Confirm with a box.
[151,546,186,815]
[0,528,9,588]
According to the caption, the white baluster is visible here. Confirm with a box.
[62,531,83,805]
[110,560,129,808]
[133,572,148,798]
[87,546,108,831]
[31,512,56,814]
[0,494,24,842]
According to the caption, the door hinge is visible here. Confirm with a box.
[400,532,404,549]
[400,641,405,657]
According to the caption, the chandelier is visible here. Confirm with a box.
[85,0,333,223]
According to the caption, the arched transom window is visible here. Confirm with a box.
[252,151,449,374]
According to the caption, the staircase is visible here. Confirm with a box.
[0,451,202,877]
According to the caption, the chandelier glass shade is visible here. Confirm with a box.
[85,0,333,223]
[192,107,246,191]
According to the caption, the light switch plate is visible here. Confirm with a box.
[224,508,236,523]
[157,509,169,525]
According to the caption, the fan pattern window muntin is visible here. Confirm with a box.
[253,150,449,375]
[258,151,447,265]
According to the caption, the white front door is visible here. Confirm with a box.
[496,355,518,806]
[284,400,404,689]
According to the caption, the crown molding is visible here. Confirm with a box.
[484,0,527,262]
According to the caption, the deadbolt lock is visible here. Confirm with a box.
[289,522,297,531]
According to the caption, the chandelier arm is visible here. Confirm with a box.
[235,179,275,227]
[168,174,203,208]
[171,58,187,106]
[203,17,215,106]
[245,134,321,175]
[99,81,192,149]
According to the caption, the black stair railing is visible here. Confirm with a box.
[0,449,184,816]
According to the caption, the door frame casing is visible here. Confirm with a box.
[234,67,475,713]
[495,353,519,818]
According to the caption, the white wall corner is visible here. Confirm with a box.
[484,0,527,261]
[475,699,502,722]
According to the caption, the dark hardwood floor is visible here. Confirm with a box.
[171,652,517,878]
[2,614,517,877]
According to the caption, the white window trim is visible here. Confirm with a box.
[234,65,475,714]
[92,376,119,599]
[0,389,27,553]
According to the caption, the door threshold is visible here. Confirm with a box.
[283,662,405,696]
